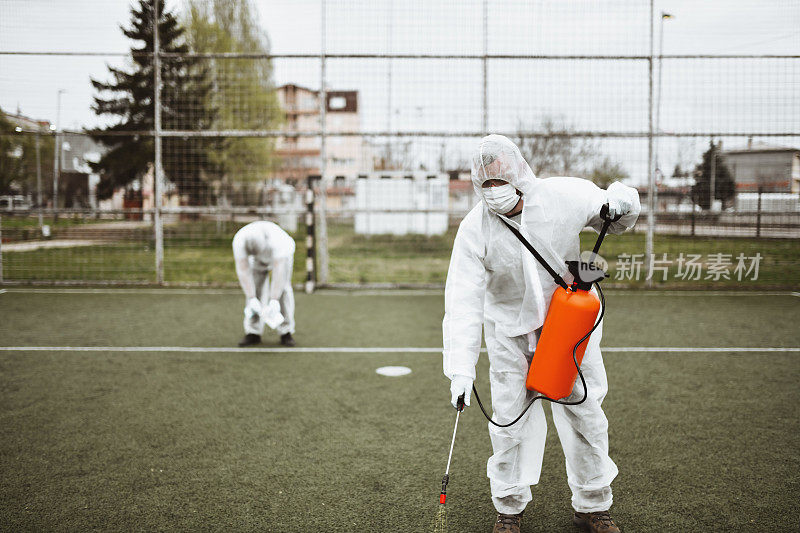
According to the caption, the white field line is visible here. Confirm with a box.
[0,288,439,296]
[1,287,798,297]
[605,290,796,297]
[605,347,800,352]
[1,288,241,295]
[316,289,445,296]
[334,290,800,297]
[0,346,798,354]
[0,289,6,295]
[0,288,444,296]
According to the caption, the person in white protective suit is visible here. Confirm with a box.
[442,135,640,533]
[232,221,297,347]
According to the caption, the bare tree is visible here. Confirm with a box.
[513,115,597,177]
[590,157,630,189]
[374,140,415,171]
[437,140,471,172]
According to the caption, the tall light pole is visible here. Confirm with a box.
[52,88,65,222]
[655,12,673,183]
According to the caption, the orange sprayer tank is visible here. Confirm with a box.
[526,286,601,400]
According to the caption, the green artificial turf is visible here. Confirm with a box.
[0,290,798,531]
[0,215,112,230]
[2,220,799,288]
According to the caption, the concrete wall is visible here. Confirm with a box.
[354,172,449,235]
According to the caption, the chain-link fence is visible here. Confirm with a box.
[1,0,798,288]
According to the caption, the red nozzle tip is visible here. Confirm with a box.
[439,494,446,504]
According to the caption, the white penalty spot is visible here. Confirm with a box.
[375,366,412,377]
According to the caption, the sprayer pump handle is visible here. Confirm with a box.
[600,203,623,223]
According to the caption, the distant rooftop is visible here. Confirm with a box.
[723,142,799,154]
[277,83,318,94]
[3,109,51,132]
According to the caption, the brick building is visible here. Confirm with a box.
[274,84,368,186]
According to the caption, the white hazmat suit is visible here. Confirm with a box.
[442,135,640,515]
[232,221,296,337]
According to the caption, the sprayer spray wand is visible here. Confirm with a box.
[439,393,464,505]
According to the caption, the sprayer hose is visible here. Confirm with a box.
[471,282,606,429]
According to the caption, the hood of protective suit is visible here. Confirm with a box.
[471,134,538,205]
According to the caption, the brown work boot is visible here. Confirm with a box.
[492,511,523,533]
[573,510,620,533]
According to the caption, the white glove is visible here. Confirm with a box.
[244,297,262,319]
[449,375,473,409]
[606,196,633,220]
[263,299,284,330]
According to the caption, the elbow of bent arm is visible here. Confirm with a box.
[234,260,250,280]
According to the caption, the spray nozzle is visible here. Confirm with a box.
[440,473,450,504]
[456,394,465,412]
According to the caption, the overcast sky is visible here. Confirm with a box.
[1,0,798,182]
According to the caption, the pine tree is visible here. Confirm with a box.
[692,141,735,210]
[90,0,215,205]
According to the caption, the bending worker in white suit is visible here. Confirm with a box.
[232,221,296,347]
[443,135,640,533]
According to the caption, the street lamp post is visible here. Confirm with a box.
[52,89,65,222]
[655,12,673,182]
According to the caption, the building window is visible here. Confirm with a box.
[329,96,347,110]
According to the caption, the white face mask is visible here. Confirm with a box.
[483,184,520,214]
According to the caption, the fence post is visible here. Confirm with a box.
[305,175,318,294]
[152,0,165,285]
[316,0,330,285]
[645,0,656,287]
[35,133,44,229]
[0,215,3,283]
[482,0,488,132]
[756,186,763,238]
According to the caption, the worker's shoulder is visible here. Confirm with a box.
[538,176,594,191]
[453,204,487,248]
[457,202,484,230]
